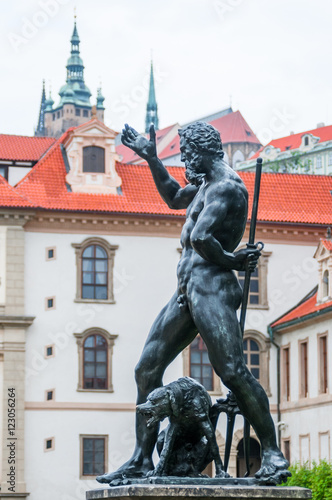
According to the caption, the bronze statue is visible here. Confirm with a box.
[97,121,289,486]
[137,377,226,478]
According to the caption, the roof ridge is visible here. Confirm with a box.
[269,285,318,328]
[0,174,37,207]
[15,129,70,189]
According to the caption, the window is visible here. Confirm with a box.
[238,267,259,305]
[72,238,118,303]
[282,438,291,463]
[46,247,56,261]
[82,245,108,300]
[243,331,271,395]
[76,108,81,116]
[323,270,329,298]
[74,328,117,392]
[45,345,54,358]
[281,346,290,401]
[299,340,309,398]
[83,146,105,173]
[44,437,54,452]
[316,156,322,169]
[318,334,328,394]
[329,152,332,167]
[83,110,89,117]
[45,297,55,310]
[237,249,271,309]
[46,389,54,401]
[52,113,55,121]
[83,334,108,389]
[190,336,213,391]
[80,435,108,477]
[57,111,60,119]
[243,338,260,380]
[304,136,309,146]
[0,166,9,180]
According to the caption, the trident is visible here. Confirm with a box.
[219,157,264,477]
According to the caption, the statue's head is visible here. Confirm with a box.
[178,122,224,185]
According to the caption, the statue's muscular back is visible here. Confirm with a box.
[177,163,248,296]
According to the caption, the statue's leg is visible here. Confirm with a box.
[97,292,197,483]
[189,288,289,483]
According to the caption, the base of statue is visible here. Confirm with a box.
[86,482,312,500]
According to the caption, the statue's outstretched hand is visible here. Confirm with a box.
[121,123,157,161]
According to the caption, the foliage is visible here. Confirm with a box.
[282,460,332,499]
[264,152,312,174]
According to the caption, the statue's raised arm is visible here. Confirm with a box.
[121,124,198,210]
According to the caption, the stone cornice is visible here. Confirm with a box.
[23,211,328,243]
[0,316,35,328]
[0,211,35,227]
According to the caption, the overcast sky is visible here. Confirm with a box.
[1,0,331,144]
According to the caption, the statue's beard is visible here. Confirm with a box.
[185,154,205,186]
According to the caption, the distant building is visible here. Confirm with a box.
[269,235,332,464]
[117,108,262,169]
[35,21,105,138]
[237,123,332,175]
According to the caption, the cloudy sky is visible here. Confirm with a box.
[1,0,331,143]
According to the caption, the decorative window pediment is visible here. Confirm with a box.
[64,119,122,194]
[314,238,332,303]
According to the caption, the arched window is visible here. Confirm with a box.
[83,334,108,389]
[323,270,329,297]
[83,146,105,173]
[82,245,108,300]
[236,437,261,477]
[243,338,260,381]
[190,336,213,391]
[72,238,118,303]
[74,328,118,392]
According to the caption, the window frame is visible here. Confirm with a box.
[317,332,329,395]
[243,330,271,396]
[74,328,117,393]
[281,344,291,402]
[183,337,222,395]
[189,335,214,392]
[237,248,271,310]
[80,434,108,479]
[83,333,108,390]
[299,338,309,399]
[72,238,118,304]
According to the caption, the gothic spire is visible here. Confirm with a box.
[145,61,159,133]
[35,80,46,136]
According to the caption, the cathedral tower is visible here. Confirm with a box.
[145,61,159,133]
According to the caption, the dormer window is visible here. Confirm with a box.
[323,270,329,298]
[83,146,105,173]
[304,136,309,146]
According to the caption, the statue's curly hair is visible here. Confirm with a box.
[178,121,224,158]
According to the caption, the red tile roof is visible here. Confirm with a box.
[322,239,332,251]
[117,111,260,163]
[158,111,260,161]
[0,175,35,208]
[116,125,178,164]
[3,129,331,223]
[0,134,55,162]
[251,124,332,159]
[270,287,332,329]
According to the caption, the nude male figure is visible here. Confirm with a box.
[97,121,289,485]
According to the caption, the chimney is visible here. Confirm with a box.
[317,122,325,128]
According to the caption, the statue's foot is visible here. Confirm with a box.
[96,459,154,484]
[255,449,291,485]
[215,471,230,478]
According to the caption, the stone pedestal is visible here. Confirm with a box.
[86,484,311,500]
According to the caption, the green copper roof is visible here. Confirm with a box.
[55,20,92,108]
[96,87,105,109]
[145,61,159,133]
